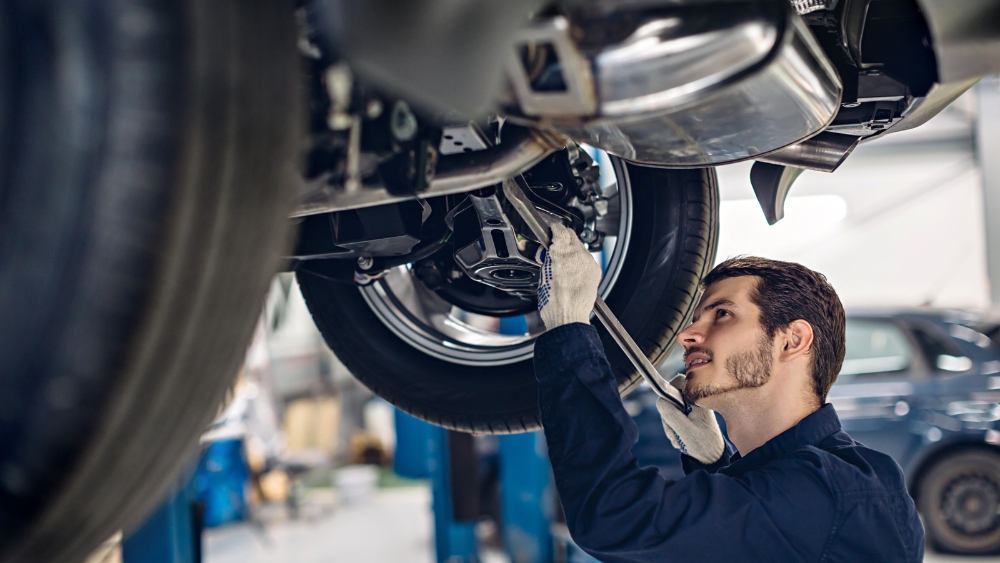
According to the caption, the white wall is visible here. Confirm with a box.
[713,97,989,310]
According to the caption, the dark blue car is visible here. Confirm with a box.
[626,308,1000,555]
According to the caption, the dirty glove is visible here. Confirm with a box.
[536,223,602,331]
[656,375,726,465]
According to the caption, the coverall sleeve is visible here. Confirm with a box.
[533,324,831,563]
[681,437,737,476]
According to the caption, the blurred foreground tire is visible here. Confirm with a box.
[0,0,301,561]
[918,449,1000,554]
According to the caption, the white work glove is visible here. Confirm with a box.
[536,223,602,331]
[656,375,726,465]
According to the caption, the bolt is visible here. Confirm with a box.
[328,113,353,131]
[580,228,597,243]
[324,64,352,109]
[390,100,418,142]
[357,256,374,270]
[324,63,354,131]
[366,99,384,119]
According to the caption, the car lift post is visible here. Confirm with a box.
[977,76,1000,305]
[497,431,554,563]
[394,409,478,563]
[121,479,202,563]
[496,315,555,563]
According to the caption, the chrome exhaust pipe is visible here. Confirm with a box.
[757,132,863,173]
[291,127,565,217]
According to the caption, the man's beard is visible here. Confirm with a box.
[683,332,774,404]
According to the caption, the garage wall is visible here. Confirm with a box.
[713,93,989,310]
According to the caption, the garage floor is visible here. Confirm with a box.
[203,485,998,563]
[205,488,433,563]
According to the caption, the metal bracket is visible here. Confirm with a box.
[504,16,597,117]
[453,192,540,298]
[749,162,805,225]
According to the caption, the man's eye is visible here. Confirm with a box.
[716,309,730,319]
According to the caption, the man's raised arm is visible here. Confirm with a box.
[534,323,792,562]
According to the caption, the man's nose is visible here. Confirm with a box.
[677,322,704,346]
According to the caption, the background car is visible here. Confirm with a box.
[628,308,1000,554]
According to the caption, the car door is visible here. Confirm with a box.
[827,317,931,462]
[907,318,1000,453]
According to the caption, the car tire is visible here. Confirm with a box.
[0,0,301,561]
[297,164,718,433]
[918,448,1000,555]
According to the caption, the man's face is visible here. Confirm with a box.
[676,276,774,406]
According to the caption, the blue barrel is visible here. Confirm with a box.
[191,439,249,528]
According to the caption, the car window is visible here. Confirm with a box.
[947,323,995,350]
[838,320,913,383]
[911,324,973,374]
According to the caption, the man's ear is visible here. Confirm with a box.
[778,319,814,362]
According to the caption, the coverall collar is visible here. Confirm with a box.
[722,403,842,477]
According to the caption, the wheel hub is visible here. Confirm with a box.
[357,152,632,367]
[942,474,1000,535]
[452,146,608,302]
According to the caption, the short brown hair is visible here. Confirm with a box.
[702,256,846,401]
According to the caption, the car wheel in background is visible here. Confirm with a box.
[0,0,301,561]
[298,163,719,433]
[918,448,1000,554]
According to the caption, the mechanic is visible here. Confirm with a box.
[533,224,925,562]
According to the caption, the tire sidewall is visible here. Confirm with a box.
[0,0,302,560]
[600,162,718,394]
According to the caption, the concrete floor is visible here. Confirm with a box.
[205,487,435,563]
[203,485,1000,563]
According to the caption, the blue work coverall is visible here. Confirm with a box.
[534,324,925,562]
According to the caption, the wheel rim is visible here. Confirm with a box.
[360,153,633,366]
[941,473,1000,536]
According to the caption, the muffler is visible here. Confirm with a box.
[503,0,843,168]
